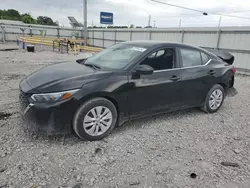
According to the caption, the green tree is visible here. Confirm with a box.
[37,16,58,26]
[0,9,21,20]
[7,9,20,19]
[21,13,37,24]
[129,24,134,28]
[0,9,59,26]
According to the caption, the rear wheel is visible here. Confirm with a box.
[73,98,118,141]
[201,84,225,113]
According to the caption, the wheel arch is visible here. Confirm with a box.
[73,92,119,141]
[218,82,227,90]
[78,92,120,114]
[218,69,235,90]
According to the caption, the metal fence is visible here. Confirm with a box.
[88,27,250,73]
[0,23,83,42]
[1,22,250,72]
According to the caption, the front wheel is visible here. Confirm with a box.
[201,84,225,113]
[73,98,118,141]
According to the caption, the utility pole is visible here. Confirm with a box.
[148,15,151,27]
[179,19,182,28]
[218,16,222,28]
[83,0,88,46]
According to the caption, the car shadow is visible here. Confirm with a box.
[21,107,206,144]
[111,107,204,136]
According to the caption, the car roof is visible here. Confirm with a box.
[123,40,205,51]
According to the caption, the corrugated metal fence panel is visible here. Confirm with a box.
[93,39,103,47]
[116,31,130,41]
[104,31,115,40]
[76,30,82,38]
[93,31,103,39]
[131,31,150,40]
[151,31,182,42]
[219,32,250,51]
[104,40,115,48]
[24,29,31,35]
[32,30,43,35]
[59,29,73,37]
[5,33,18,41]
[5,27,22,34]
[89,31,94,38]
[183,31,217,48]
[89,39,94,46]
[231,52,250,70]
[46,28,57,36]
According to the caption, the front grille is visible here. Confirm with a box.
[19,90,30,112]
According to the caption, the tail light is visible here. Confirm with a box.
[232,66,236,73]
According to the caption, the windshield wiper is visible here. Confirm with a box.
[84,63,101,70]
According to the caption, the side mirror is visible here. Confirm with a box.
[76,58,87,64]
[135,64,154,75]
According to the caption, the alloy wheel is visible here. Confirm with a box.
[209,89,223,110]
[83,106,113,136]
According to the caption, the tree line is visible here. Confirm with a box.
[0,9,147,28]
[0,9,58,26]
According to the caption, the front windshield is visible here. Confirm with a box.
[84,43,147,69]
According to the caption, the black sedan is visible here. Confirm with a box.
[19,41,237,141]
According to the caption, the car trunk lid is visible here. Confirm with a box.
[207,49,234,65]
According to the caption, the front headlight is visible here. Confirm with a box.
[31,89,80,103]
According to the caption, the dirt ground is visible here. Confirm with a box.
[0,47,250,188]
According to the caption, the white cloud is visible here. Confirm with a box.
[1,0,250,27]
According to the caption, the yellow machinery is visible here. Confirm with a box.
[17,36,103,54]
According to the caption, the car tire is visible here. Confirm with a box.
[73,97,118,141]
[201,84,225,113]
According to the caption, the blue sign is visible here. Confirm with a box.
[100,12,113,24]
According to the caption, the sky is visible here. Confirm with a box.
[2,0,250,28]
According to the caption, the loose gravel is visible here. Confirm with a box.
[0,47,250,188]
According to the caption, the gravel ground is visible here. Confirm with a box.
[0,48,250,188]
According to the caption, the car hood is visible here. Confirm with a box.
[24,61,112,93]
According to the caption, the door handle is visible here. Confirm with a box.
[170,75,180,81]
[208,70,216,75]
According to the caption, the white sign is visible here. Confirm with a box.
[130,47,147,52]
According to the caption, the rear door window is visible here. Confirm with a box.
[140,48,175,70]
[180,48,202,68]
[201,52,210,64]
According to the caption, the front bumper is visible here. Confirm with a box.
[19,91,78,135]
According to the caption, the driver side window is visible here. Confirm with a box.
[140,48,175,71]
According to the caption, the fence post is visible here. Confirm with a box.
[1,26,5,43]
[216,29,221,49]
[114,30,117,44]
[29,27,33,37]
[102,30,105,48]
[92,30,94,46]
[80,29,83,40]
[130,30,132,41]
[57,28,60,38]
[20,28,25,36]
[181,30,185,43]
[59,41,61,53]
